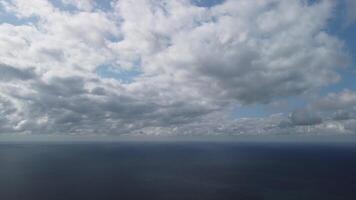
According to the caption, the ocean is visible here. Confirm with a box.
[0,141,356,200]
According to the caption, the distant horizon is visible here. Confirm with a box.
[1,134,356,144]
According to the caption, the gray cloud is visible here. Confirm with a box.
[275,90,356,135]
[332,110,353,121]
[290,109,323,126]
[0,65,216,135]
[0,64,36,81]
[313,90,356,111]
[313,90,356,122]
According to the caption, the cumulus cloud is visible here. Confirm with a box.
[0,0,352,136]
[113,0,347,103]
[275,90,356,135]
[290,109,323,126]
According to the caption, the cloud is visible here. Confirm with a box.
[0,0,352,136]
[290,109,323,126]
[314,90,356,111]
[113,0,347,103]
[1,0,54,18]
[310,90,356,122]
[0,64,216,135]
[0,63,36,81]
[276,90,356,135]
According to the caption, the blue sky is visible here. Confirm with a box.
[0,0,356,136]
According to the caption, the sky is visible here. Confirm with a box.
[0,0,356,137]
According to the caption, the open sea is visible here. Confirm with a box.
[0,141,356,200]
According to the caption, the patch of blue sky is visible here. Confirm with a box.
[231,96,308,119]
[50,0,79,12]
[323,2,356,93]
[50,0,113,12]
[94,0,113,11]
[191,0,225,8]
[327,1,356,55]
[96,65,142,84]
[0,4,38,25]
[231,104,273,119]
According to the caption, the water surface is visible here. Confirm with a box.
[0,141,355,200]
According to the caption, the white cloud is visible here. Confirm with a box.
[113,0,347,103]
[61,0,96,11]
[0,0,352,136]
[1,0,55,18]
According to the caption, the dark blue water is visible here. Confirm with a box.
[0,142,356,200]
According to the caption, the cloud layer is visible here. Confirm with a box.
[0,0,353,136]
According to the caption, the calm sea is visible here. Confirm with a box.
[0,141,356,200]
